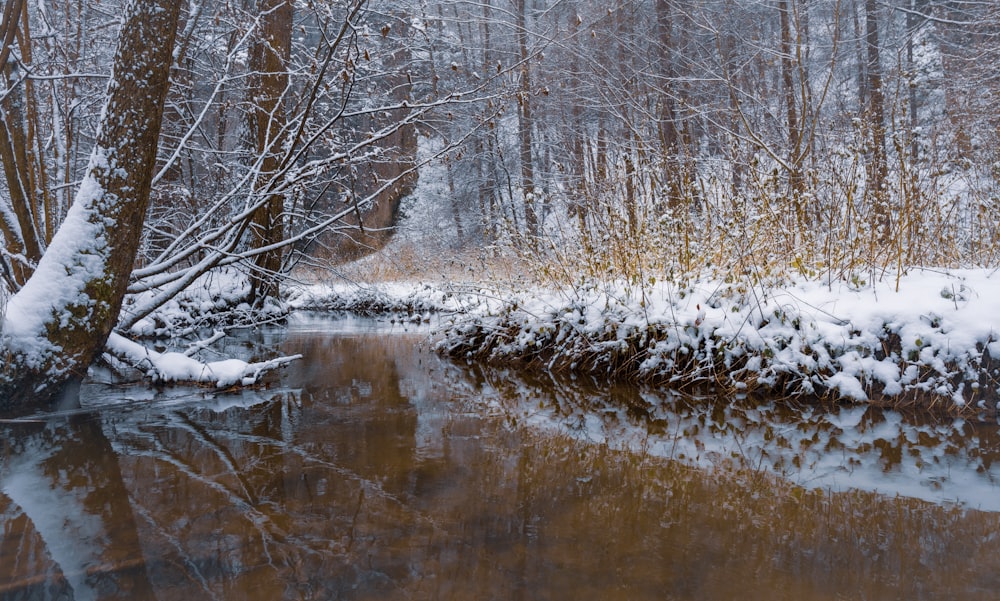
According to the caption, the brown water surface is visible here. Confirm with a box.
[3,314,1000,600]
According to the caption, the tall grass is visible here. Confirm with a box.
[511,134,1000,291]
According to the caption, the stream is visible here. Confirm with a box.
[3,313,1000,600]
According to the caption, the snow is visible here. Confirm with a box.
[124,267,287,338]
[286,279,489,316]
[1,148,112,371]
[106,332,300,387]
[420,268,1000,406]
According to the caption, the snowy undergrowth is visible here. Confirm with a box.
[286,279,496,318]
[80,268,299,390]
[436,269,1000,411]
[124,268,287,338]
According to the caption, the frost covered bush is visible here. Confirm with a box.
[286,280,488,318]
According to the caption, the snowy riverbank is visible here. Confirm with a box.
[286,279,489,317]
[290,269,1000,411]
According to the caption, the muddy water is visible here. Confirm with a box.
[3,315,1000,600]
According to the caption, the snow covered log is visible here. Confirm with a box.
[104,333,301,388]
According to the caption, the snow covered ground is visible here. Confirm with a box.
[290,268,1000,411]
[124,268,287,338]
[286,279,485,317]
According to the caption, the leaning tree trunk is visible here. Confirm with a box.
[0,0,182,410]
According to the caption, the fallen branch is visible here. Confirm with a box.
[104,332,301,388]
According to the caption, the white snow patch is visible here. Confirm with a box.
[2,150,112,367]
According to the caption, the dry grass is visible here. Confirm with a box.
[510,148,1000,293]
[292,238,533,286]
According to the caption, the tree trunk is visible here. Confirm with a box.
[0,0,182,410]
[617,4,638,237]
[594,112,608,197]
[247,0,293,304]
[854,0,867,113]
[14,1,53,248]
[779,0,804,199]
[516,0,538,239]
[0,0,40,289]
[655,0,685,209]
[0,58,43,279]
[906,0,923,161]
[864,0,889,239]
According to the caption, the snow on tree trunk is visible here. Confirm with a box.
[0,0,182,409]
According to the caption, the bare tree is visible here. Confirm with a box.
[864,0,889,240]
[247,0,293,303]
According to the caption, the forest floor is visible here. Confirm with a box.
[287,246,1000,414]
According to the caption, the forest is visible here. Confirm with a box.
[1,0,1000,409]
[7,3,1000,597]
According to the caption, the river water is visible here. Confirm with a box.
[3,313,1000,600]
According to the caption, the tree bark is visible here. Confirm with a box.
[0,0,182,410]
[906,0,924,161]
[247,0,293,304]
[516,0,538,239]
[0,0,39,289]
[568,10,589,237]
[779,0,804,199]
[656,0,685,208]
[864,0,889,239]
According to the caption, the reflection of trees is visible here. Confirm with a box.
[426,362,1000,599]
[5,323,1000,599]
[3,328,434,599]
[0,418,154,599]
[468,362,1000,509]
[103,331,429,599]
[279,330,421,492]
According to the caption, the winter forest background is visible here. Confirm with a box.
[3,0,1000,282]
[1,0,1000,403]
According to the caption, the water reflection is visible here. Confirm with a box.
[1,313,1000,600]
[471,367,1000,511]
[1,418,154,599]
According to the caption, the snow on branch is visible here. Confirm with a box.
[104,332,300,388]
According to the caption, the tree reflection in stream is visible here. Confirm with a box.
[475,367,1000,511]
[1,418,154,599]
[2,313,1000,600]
